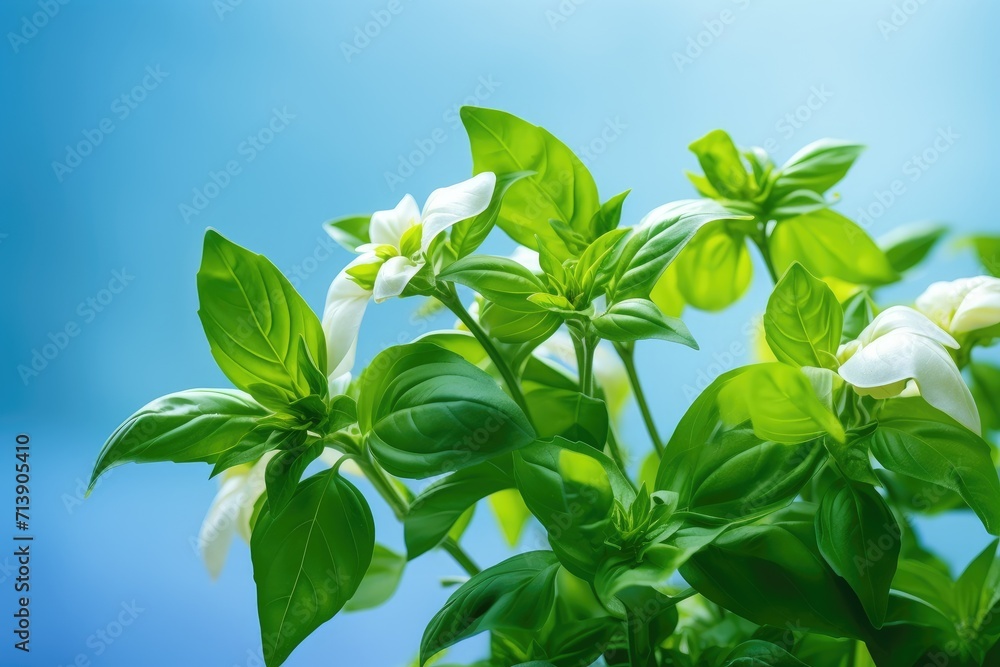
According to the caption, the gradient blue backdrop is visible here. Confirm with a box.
[3,1,998,665]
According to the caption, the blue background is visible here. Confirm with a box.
[2,1,998,665]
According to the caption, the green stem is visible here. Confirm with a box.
[436,284,531,417]
[352,451,481,576]
[752,230,779,284]
[615,343,665,457]
[572,326,629,471]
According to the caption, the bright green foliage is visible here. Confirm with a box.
[91,109,1000,667]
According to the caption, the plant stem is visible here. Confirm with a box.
[436,284,531,416]
[752,230,779,283]
[353,451,481,577]
[615,343,665,457]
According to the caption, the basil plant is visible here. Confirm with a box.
[90,108,1000,667]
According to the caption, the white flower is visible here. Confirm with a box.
[915,276,1000,337]
[323,173,497,378]
[197,453,272,579]
[838,306,980,434]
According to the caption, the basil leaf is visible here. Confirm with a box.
[480,300,562,345]
[863,418,1000,535]
[723,641,808,666]
[764,263,842,369]
[769,210,898,286]
[404,456,515,559]
[197,230,328,411]
[816,479,899,627]
[344,544,406,612]
[90,389,267,490]
[251,469,374,667]
[672,221,753,311]
[263,434,322,513]
[971,362,1000,433]
[588,190,630,238]
[592,298,697,348]
[461,107,599,258]
[524,387,609,450]
[970,234,1000,277]
[877,222,947,274]
[357,343,535,478]
[439,255,549,313]
[323,214,370,253]
[688,129,754,200]
[420,551,561,665]
[449,171,533,259]
[770,139,865,199]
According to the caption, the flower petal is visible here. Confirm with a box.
[373,256,421,302]
[420,172,496,250]
[370,194,420,247]
[839,331,980,433]
[951,277,1000,333]
[197,474,243,579]
[858,305,958,349]
[323,258,373,378]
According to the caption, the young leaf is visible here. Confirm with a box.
[816,479,899,628]
[420,551,561,665]
[769,210,898,286]
[672,222,753,311]
[344,544,406,612]
[877,222,947,274]
[323,215,371,253]
[449,171,533,259]
[592,298,698,348]
[404,456,515,559]
[764,263,843,369]
[588,190,630,238]
[513,438,634,579]
[862,418,1000,535]
[251,469,374,667]
[717,363,846,445]
[197,230,328,411]
[263,435,322,512]
[688,129,754,200]
[90,389,267,490]
[461,107,599,258]
[438,255,549,313]
[357,343,535,478]
[770,139,865,199]
[841,290,878,343]
[611,199,748,302]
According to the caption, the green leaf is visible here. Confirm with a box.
[344,544,406,612]
[588,190,630,238]
[769,210,899,286]
[763,263,843,369]
[688,130,754,200]
[488,488,532,547]
[655,368,825,522]
[971,362,1000,433]
[816,479,899,627]
[768,188,830,221]
[970,234,1000,277]
[575,228,630,299]
[449,171,533,259]
[862,418,1000,535]
[717,363,846,445]
[323,215,370,253]
[263,435,321,513]
[680,512,873,641]
[770,139,865,199]
[251,469,374,667]
[90,389,267,490]
[592,298,698,348]
[439,255,549,313]
[357,342,535,478]
[513,438,634,578]
[197,230,328,410]
[723,640,809,666]
[461,107,599,258]
[672,221,753,311]
[524,387,609,450]
[841,290,878,343]
[404,456,515,559]
[611,199,748,302]
[877,222,947,274]
[479,301,562,345]
[420,551,561,664]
